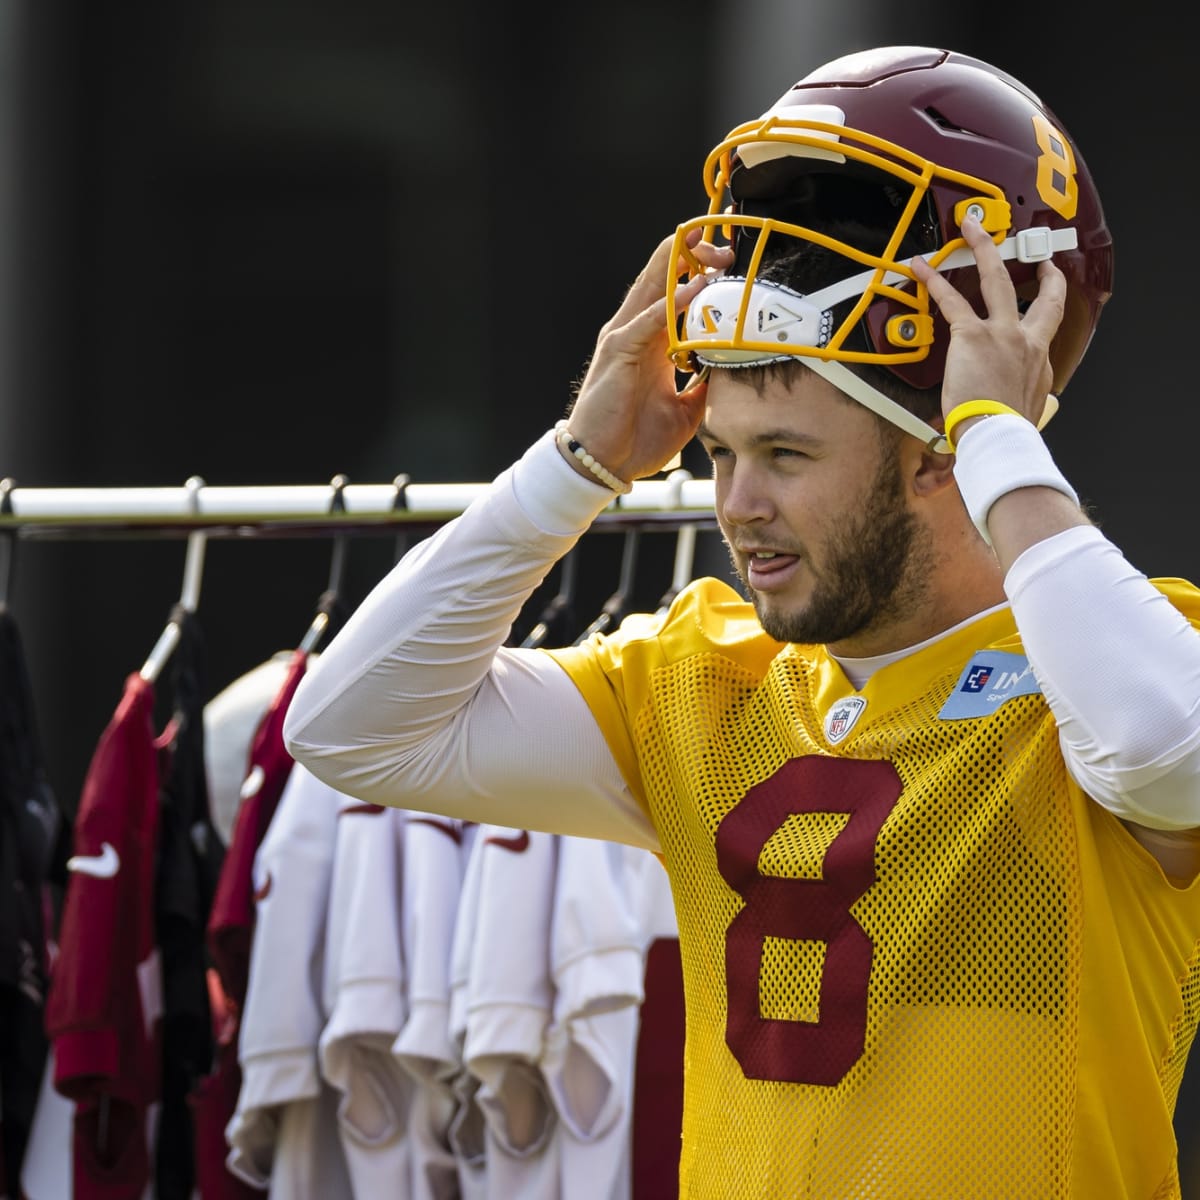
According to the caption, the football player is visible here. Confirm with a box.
[285,47,1200,1198]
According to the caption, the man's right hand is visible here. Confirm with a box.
[560,230,733,486]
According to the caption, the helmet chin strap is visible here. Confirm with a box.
[802,357,950,451]
[802,359,1057,453]
[693,224,1077,452]
[802,228,1076,450]
[800,225,1079,315]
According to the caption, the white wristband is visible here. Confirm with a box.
[952,413,1079,545]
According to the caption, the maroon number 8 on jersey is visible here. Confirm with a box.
[716,756,902,1086]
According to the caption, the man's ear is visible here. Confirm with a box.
[910,442,957,498]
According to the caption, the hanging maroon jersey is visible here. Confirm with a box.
[206,648,308,1007]
[46,673,163,1199]
[193,648,309,1198]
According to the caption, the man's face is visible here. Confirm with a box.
[698,367,933,652]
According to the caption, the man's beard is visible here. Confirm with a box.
[732,450,932,646]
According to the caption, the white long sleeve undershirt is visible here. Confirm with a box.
[284,428,1200,839]
[1006,526,1200,829]
[284,430,657,848]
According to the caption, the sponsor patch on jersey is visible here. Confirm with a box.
[824,695,868,745]
[939,650,1042,719]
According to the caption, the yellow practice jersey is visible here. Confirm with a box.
[546,577,1200,1199]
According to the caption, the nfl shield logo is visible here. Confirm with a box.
[824,696,868,745]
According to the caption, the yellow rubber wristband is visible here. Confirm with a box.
[943,399,1021,453]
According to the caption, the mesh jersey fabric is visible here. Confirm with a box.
[545,575,1200,1200]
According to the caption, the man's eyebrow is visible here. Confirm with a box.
[696,422,823,448]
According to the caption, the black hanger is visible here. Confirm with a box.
[572,526,640,646]
[521,549,580,649]
[141,477,207,683]
[0,478,16,611]
[299,475,351,654]
[391,473,411,566]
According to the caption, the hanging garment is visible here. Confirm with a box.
[189,1011,258,1200]
[319,797,413,1195]
[225,763,351,1197]
[541,840,669,1200]
[207,648,309,1008]
[203,650,297,849]
[628,861,683,1200]
[392,814,476,1200]
[460,826,560,1200]
[154,607,225,1200]
[193,648,309,1200]
[0,606,65,1197]
[447,826,487,1200]
[259,1084,353,1200]
[45,672,163,1200]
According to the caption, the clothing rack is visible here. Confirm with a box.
[0,474,718,539]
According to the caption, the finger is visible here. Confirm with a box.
[674,368,709,432]
[1016,258,1067,345]
[612,231,729,332]
[617,268,716,353]
[672,240,733,296]
[911,253,972,324]
[675,268,715,310]
[687,240,733,274]
[960,213,1018,317]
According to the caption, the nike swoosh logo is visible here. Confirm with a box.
[67,841,120,879]
[407,816,462,844]
[484,829,530,854]
[253,871,272,902]
[240,764,266,800]
[340,802,387,817]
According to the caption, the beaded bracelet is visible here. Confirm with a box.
[553,420,633,494]
[943,399,1021,454]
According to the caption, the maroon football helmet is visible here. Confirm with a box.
[668,46,1113,435]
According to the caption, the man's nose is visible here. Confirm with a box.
[719,466,773,527]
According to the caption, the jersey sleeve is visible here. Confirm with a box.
[546,577,783,814]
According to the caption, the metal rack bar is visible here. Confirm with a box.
[0,477,718,539]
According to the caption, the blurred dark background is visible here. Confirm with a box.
[2,0,1196,1185]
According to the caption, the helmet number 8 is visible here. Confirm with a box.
[1032,113,1079,221]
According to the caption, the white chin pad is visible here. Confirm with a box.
[685,277,833,365]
